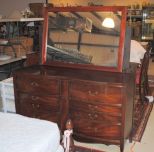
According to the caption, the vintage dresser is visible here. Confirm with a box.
[13,6,135,152]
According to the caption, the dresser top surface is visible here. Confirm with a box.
[13,65,134,84]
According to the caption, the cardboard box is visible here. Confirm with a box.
[3,36,33,57]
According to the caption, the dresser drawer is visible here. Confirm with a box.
[73,119,121,139]
[69,80,125,104]
[70,100,122,117]
[19,103,60,123]
[18,93,60,110]
[15,76,60,95]
[70,109,121,124]
[18,94,61,122]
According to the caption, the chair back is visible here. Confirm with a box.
[139,47,151,102]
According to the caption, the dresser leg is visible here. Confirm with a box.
[120,143,124,152]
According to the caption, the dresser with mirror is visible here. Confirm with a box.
[13,6,135,152]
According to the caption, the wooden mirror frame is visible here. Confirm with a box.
[41,6,127,72]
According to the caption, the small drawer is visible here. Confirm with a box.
[15,76,60,95]
[18,94,61,123]
[72,119,121,139]
[70,100,122,117]
[69,80,125,104]
[19,93,60,110]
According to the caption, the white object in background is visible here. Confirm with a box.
[0,77,15,113]
[0,112,62,152]
[63,129,73,152]
[0,55,11,61]
[145,96,154,103]
[0,39,8,45]
[130,40,146,64]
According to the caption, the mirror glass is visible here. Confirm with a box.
[46,10,122,67]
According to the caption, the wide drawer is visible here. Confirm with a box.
[70,109,121,124]
[15,76,60,95]
[72,119,121,139]
[70,100,122,117]
[69,80,125,104]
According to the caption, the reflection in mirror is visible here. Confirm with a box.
[47,11,122,67]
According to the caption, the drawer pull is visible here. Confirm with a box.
[37,104,40,108]
[32,96,39,101]
[94,128,98,132]
[95,106,98,109]
[88,113,92,117]
[32,103,35,108]
[31,82,39,87]
[87,126,91,129]
[88,104,92,108]
[88,91,98,96]
[94,114,98,118]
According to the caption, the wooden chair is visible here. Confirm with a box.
[138,47,151,103]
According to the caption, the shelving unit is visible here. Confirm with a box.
[142,6,154,40]
[127,9,143,40]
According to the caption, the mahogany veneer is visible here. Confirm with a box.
[13,65,135,152]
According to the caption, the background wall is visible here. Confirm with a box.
[50,0,154,7]
[0,0,45,17]
[0,0,154,17]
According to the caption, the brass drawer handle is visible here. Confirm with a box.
[88,104,95,111]
[32,103,35,108]
[94,114,98,118]
[87,126,91,129]
[88,113,92,117]
[31,82,39,87]
[95,106,98,109]
[36,104,40,108]
[88,104,92,108]
[88,91,98,96]
[94,128,98,132]
[32,96,39,101]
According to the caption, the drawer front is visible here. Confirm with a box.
[19,93,60,110]
[70,109,121,124]
[18,100,35,117]
[70,100,122,117]
[15,76,60,95]
[18,94,61,122]
[69,80,125,104]
[72,119,121,139]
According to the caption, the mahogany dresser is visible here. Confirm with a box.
[13,65,135,152]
